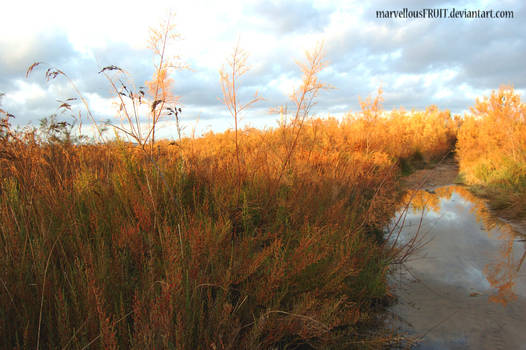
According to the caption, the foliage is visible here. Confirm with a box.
[0,21,459,348]
[456,86,526,216]
[0,94,457,349]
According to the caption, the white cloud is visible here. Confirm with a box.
[1,0,524,134]
[5,81,47,104]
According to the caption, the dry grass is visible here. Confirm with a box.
[0,23,460,349]
[0,102,456,349]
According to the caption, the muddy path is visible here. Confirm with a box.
[387,159,526,350]
[401,156,460,191]
[401,156,526,231]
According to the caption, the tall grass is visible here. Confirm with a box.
[0,27,458,349]
[0,106,456,349]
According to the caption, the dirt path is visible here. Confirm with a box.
[401,157,459,190]
[402,157,526,233]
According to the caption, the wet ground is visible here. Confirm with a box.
[400,157,459,190]
[387,185,526,349]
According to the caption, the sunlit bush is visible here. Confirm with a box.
[457,86,526,214]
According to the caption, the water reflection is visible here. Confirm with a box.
[392,185,525,305]
[387,185,526,349]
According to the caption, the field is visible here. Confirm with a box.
[0,87,459,349]
[0,20,523,350]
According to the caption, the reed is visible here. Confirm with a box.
[0,21,458,349]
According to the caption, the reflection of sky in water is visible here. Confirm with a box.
[389,186,526,298]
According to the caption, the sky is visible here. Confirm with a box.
[0,0,524,139]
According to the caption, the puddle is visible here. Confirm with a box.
[387,185,526,350]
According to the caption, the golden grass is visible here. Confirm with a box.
[0,94,457,348]
[0,19,461,348]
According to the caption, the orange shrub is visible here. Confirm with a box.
[456,86,526,214]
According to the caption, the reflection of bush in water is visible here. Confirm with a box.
[401,185,524,305]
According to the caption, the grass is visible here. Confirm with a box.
[0,19,461,349]
[0,107,456,349]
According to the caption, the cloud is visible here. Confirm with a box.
[0,31,166,125]
[0,32,72,71]
[312,0,525,113]
[246,0,332,34]
[1,0,524,133]
[0,31,76,88]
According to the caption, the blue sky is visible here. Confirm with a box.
[1,0,524,139]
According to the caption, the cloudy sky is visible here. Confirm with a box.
[1,0,524,139]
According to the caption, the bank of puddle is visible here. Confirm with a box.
[387,185,526,350]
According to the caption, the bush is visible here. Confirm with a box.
[456,86,526,216]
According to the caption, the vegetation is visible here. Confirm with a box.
[0,92,457,349]
[2,14,503,350]
[456,86,526,217]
